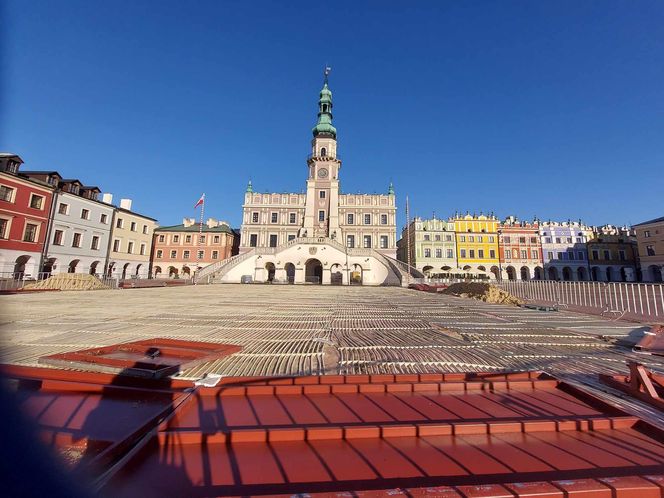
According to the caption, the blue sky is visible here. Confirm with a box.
[3,1,663,229]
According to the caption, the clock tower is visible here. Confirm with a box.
[303,72,342,239]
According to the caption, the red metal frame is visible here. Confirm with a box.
[600,361,664,411]
[38,338,241,378]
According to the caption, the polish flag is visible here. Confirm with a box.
[194,193,205,209]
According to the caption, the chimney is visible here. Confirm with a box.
[119,199,132,210]
[183,218,196,227]
[206,218,219,228]
[102,193,113,204]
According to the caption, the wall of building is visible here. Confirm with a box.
[453,215,500,275]
[107,208,157,278]
[498,220,543,280]
[634,218,664,282]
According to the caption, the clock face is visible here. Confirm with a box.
[317,168,328,178]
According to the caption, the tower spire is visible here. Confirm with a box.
[312,68,337,139]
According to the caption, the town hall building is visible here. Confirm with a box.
[196,74,418,285]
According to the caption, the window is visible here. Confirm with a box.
[212,250,219,259]
[380,235,388,249]
[424,248,431,258]
[566,237,573,243]
[158,235,165,243]
[576,237,583,243]
[460,249,467,258]
[446,249,454,258]
[127,241,134,254]
[81,208,90,220]
[532,249,538,259]
[197,250,204,259]
[489,250,496,259]
[468,235,474,242]
[644,230,651,238]
[347,214,354,224]
[91,236,100,250]
[72,233,82,248]
[603,250,610,260]
[130,222,137,232]
[520,250,527,259]
[504,236,511,244]
[547,251,554,260]
[555,237,561,244]
[619,250,626,261]
[170,250,177,258]
[288,234,295,241]
[173,235,179,243]
[578,251,585,260]
[116,218,123,228]
[435,249,442,258]
[557,252,565,260]
[445,235,452,242]
[435,235,441,241]
[213,235,220,243]
[0,218,8,239]
[646,245,655,256]
[505,249,512,259]
[0,185,15,202]
[183,250,190,259]
[478,249,484,258]
[592,250,599,260]
[319,190,326,199]
[424,234,430,241]
[459,235,466,242]
[289,213,296,224]
[318,211,325,222]
[364,214,371,225]
[100,213,108,224]
[530,237,537,244]
[58,203,68,215]
[568,251,575,260]
[363,235,372,248]
[545,237,552,244]
[381,214,387,225]
[29,194,44,210]
[519,237,526,244]
[469,249,475,258]
[185,235,192,243]
[53,229,64,245]
[113,240,120,252]
[142,225,148,234]
[346,235,355,248]
[156,250,163,258]
[252,212,259,223]
[200,235,206,243]
[140,243,146,256]
[269,234,278,247]
[250,234,258,247]
[271,212,278,223]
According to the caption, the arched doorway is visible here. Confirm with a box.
[168,266,178,278]
[477,266,486,272]
[462,265,472,271]
[606,267,613,282]
[350,264,363,285]
[548,267,559,281]
[591,267,600,281]
[520,266,530,281]
[490,266,500,280]
[13,255,31,279]
[265,262,275,282]
[562,267,572,281]
[135,264,142,277]
[305,259,322,284]
[42,258,56,276]
[422,265,434,276]
[182,265,191,276]
[153,266,162,278]
[649,265,662,282]
[68,259,80,274]
[534,267,543,280]
[577,267,587,281]
[620,267,627,282]
[122,263,130,279]
[330,264,343,285]
[106,262,116,277]
[506,266,516,280]
[285,263,295,284]
[89,261,100,276]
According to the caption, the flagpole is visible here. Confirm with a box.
[195,194,205,278]
[406,195,411,286]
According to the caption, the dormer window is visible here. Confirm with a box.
[6,162,18,174]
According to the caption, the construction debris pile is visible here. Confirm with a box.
[443,282,523,306]
[24,274,110,291]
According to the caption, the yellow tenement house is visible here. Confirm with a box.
[452,213,500,279]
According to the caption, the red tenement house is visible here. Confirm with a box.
[498,216,544,281]
[0,153,56,277]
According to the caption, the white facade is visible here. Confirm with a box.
[44,191,114,276]
[203,79,408,286]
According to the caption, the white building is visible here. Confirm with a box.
[198,75,418,285]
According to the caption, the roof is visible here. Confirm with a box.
[634,216,664,227]
[155,223,234,233]
[115,206,158,222]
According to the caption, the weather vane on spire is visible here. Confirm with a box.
[323,65,332,84]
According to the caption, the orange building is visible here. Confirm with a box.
[151,217,238,278]
[498,217,543,280]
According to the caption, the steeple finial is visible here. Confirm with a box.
[323,65,331,85]
[388,181,394,195]
[245,180,253,193]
